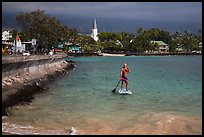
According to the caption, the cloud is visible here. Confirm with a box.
[2,2,202,22]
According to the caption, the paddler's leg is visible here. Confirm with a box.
[121,80,124,90]
[126,80,128,91]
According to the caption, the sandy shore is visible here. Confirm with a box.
[2,112,202,135]
[75,113,202,135]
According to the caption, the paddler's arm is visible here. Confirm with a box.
[127,67,130,73]
[120,69,123,80]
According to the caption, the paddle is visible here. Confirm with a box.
[112,80,121,93]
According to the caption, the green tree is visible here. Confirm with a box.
[75,35,96,52]
[9,29,19,41]
[16,9,71,53]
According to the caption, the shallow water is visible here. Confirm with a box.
[2,55,202,135]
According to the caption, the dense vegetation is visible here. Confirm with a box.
[10,9,202,54]
[14,9,78,53]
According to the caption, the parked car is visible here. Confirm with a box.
[22,50,30,56]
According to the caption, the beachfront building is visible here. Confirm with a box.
[2,30,12,41]
[64,42,81,53]
[14,35,25,53]
[2,30,13,55]
[68,45,81,53]
[199,42,202,52]
[151,40,169,53]
[91,18,99,41]
[2,30,38,55]
[175,46,183,53]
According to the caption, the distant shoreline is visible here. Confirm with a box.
[125,52,202,56]
[67,52,202,57]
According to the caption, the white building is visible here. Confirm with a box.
[2,30,13,54]
[151,41,169,53]
[91,18,98,41]
[2,31,35,54]
[14,35,25,53]
[2,30,12,41]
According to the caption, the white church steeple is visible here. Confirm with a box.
[91,18,98,41]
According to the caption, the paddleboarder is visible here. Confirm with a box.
[120,63,130,91]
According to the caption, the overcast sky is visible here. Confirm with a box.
[2,2,202,22]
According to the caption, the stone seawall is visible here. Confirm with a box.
[2,58,68,88]
[2,54,76,116]
[2,54,68,88]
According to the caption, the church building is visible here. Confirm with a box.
[91,18,98,41]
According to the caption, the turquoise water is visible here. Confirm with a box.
[3,55,202,134]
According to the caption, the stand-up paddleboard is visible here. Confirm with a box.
[118,89,132,95]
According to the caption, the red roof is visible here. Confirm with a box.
[16,35,20,41]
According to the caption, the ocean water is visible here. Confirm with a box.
[2,55,202,135]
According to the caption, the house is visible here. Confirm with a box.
[199,42,202,52]
[175,46,183,53]
[2,30,12,41]
[14,35,25,53]
[68,44,81,53]
[2,30,13,55]
[151,41,169,53]
[64,42,81,53]
[54,43,64,52]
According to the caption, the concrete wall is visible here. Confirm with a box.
[2,57,69,88]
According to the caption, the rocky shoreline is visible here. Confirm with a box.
[2,60,76,116]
